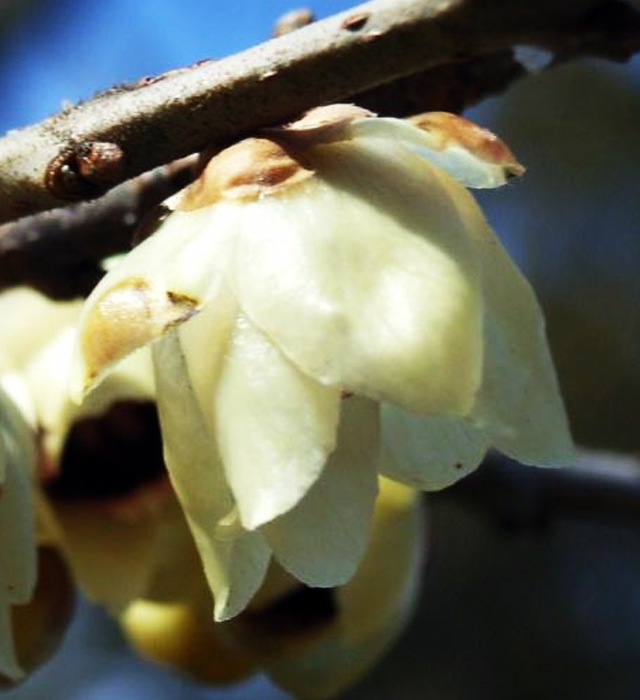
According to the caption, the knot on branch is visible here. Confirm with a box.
[45,141,124,202]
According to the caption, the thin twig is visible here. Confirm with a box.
[0,0,638,223]
[443,450,640,529]
[0,158,196,299]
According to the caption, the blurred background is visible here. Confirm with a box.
[1,0,639,698]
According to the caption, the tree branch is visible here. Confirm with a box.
[443,450,640,529]
[0,0,638,224]
[0,158,196,299]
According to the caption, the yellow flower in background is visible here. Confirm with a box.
[0,289,155,468]
[121,478,426,700]
[70,105,574,621]
[0,289,163,613]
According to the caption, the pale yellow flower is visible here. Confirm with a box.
[0,289,160,612]
[71,105,574,620]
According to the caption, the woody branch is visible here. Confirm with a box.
[0,0,638,225]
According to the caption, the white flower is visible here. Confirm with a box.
[71,105,574,620]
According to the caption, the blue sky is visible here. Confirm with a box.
[0,0,355,131]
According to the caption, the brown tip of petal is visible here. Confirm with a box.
[80,279,199,387]
[265,104,375,148]
[409,112,525,176]
[285,104,374,132]
[174,138,314,211]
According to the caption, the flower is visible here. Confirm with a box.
[0,288,168,613]
[71,105,574,620]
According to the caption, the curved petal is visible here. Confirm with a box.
[46,500,159,611]
[0,606,21,681]
[265,478,425,699]
[381,405,488,490]
[475,311,575,467]
[235,140,483,415]
[338,477,426,644]
[213,313,341,531]
[0,386,36,604]
[72,201,240,400]
[456,199,575,466]
[142,499,212,608]
[0,289,81,371]
[263,397,379,587]
[152,331,270,620]
[0,385,36,680]
[349,114,524,188]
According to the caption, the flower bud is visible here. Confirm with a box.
[0,547,75,687]
[120,600,255,685]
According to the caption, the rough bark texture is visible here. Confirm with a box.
[0,0,638,223]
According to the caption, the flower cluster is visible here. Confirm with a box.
[0,287,425,697]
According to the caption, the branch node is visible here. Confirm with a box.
[342,12,370,32]
[273,8,315,37]
[45,141,125,202]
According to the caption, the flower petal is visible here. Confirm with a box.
[381,405,488,490]
[0,289,81,371]
[263,397,379,587]
[475,312,575,466]
[338,477,426,644]
[152,331,270,620]
[458,197,575,466]
[0,387,36,605]
[0,386,36,680]
[0,607,21,682]
[72,202,240,399]
[45,500,159,610]
[213,313,341,530]
[235,139,483,415]
[141,499,212,609]
[349,114,524,188]
[265,478,425,699]
[174,283,237,425]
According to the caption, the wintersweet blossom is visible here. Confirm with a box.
[0,289,167,612]
[72,105,574,620]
